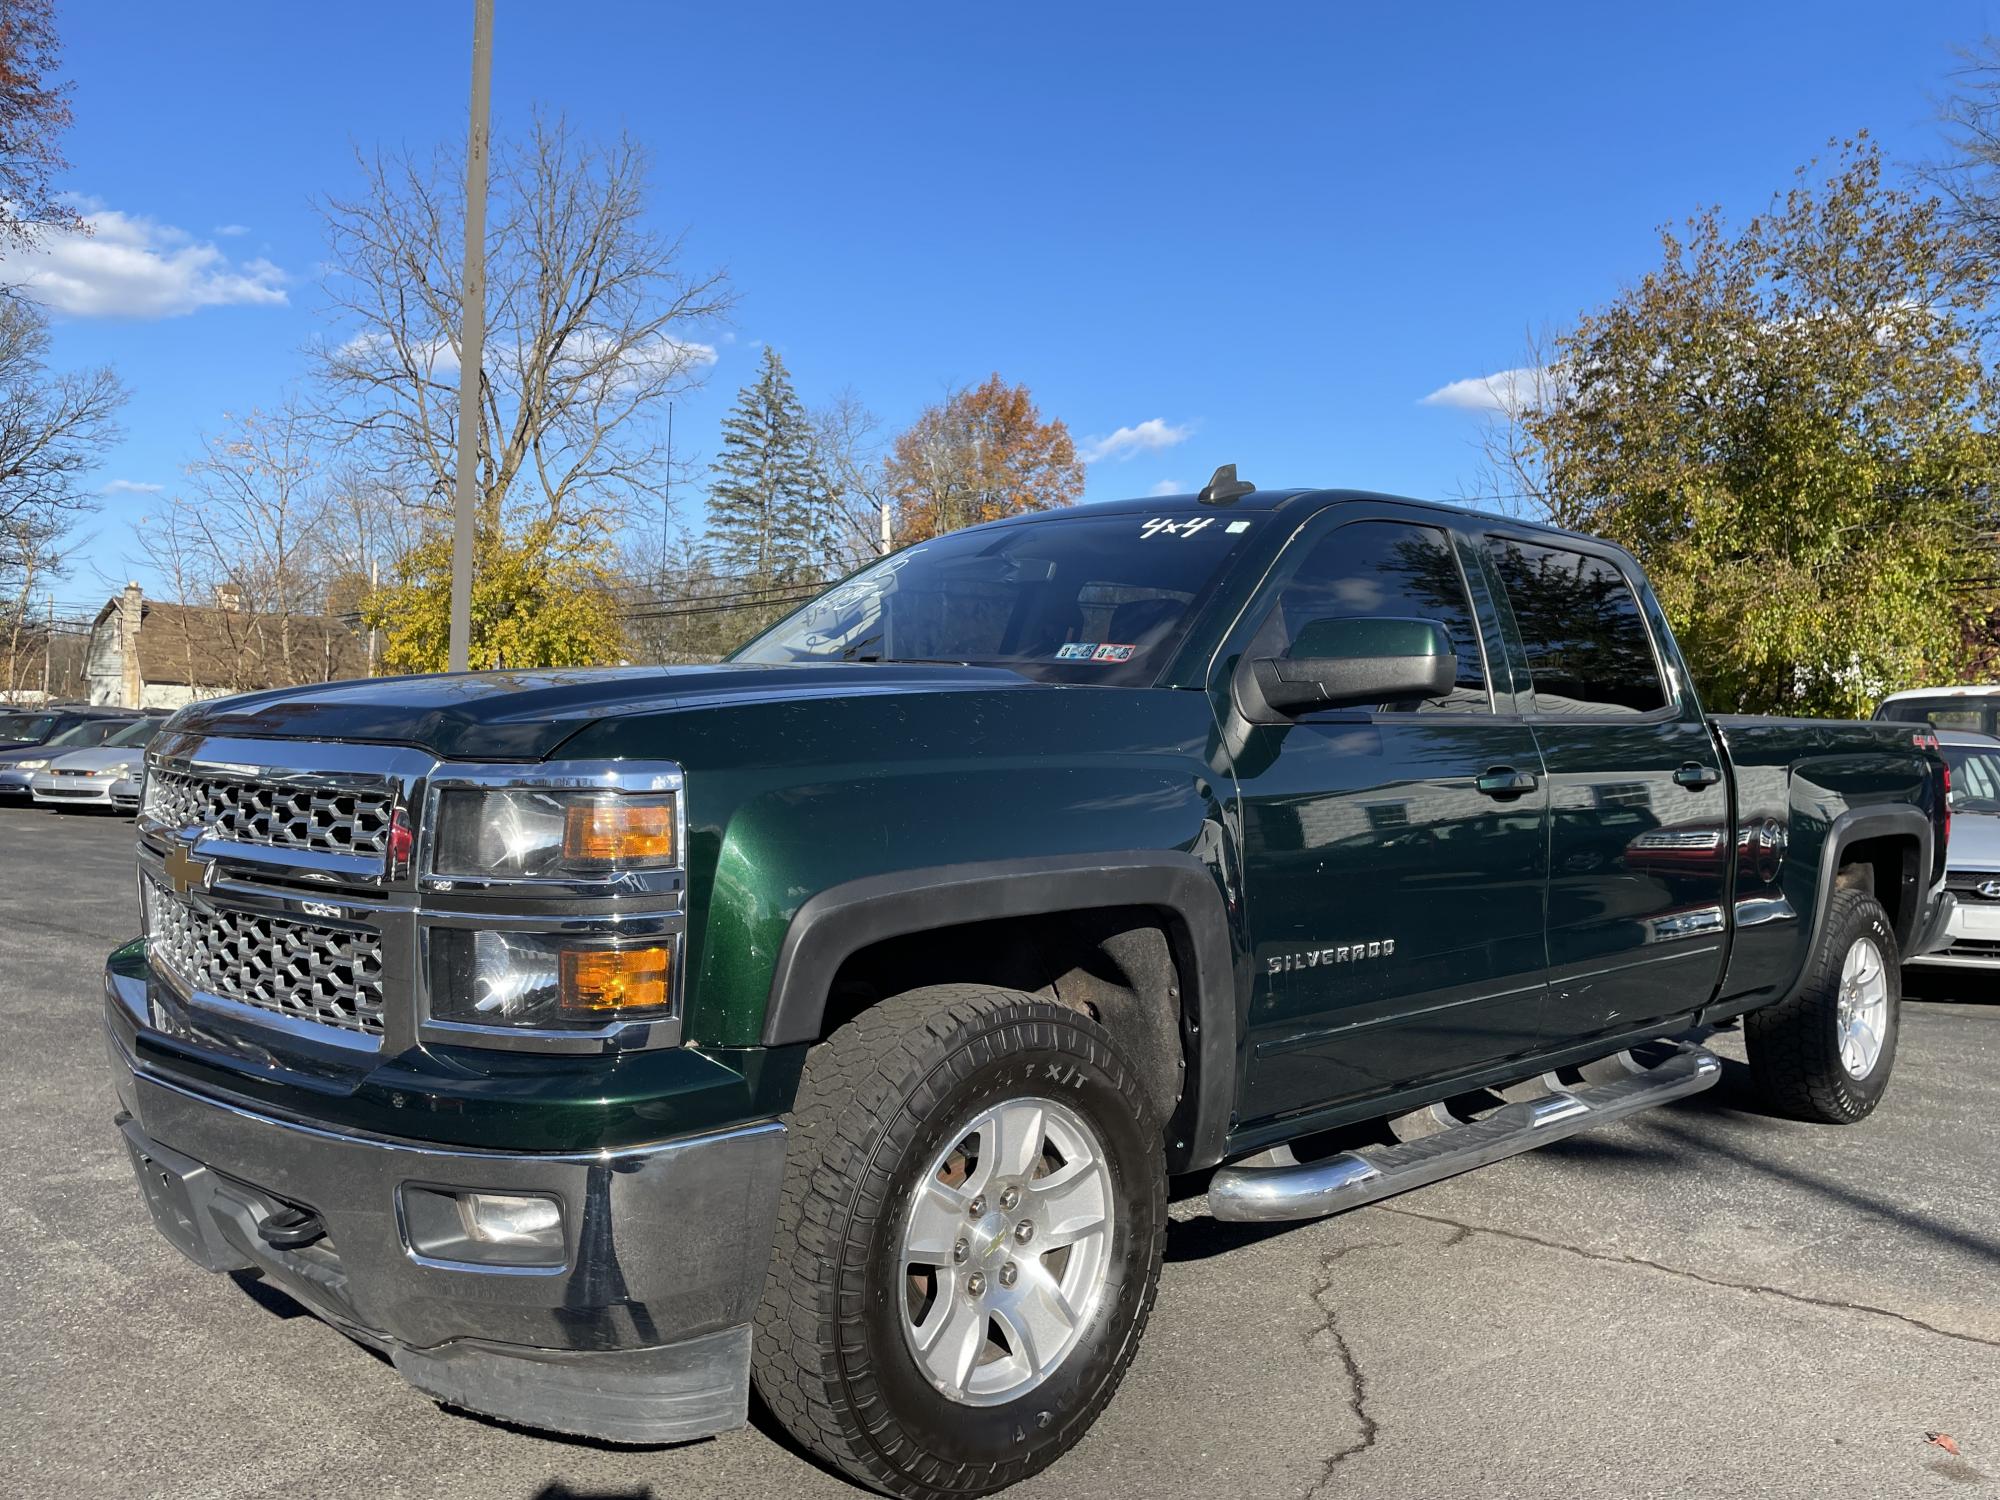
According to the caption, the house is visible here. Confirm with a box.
[87,582,370,709]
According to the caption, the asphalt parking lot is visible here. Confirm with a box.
[2,801,1997,1500]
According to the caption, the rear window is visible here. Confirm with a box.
[1877,698,1996,736]
[1486,539,1667,716]
[0,713,53,744]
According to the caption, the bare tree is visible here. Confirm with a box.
[0,296,123,642]
[0,0,83,258]
[136,406,340,691]
[814,390,894,569]
[315,111,733,549]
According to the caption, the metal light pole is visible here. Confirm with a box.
[448,0,494,674]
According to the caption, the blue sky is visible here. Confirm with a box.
[33,0,2000,609]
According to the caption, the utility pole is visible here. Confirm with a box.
[367,558,381,677]
[448,0,494,674]
[41,593,52,699]
[660,399,674,580]
[880,497,892,556]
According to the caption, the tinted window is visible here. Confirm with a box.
[1879,699,1994,735]
[47,717,131,748]
[1251,521,1488,713]
[104,717,164,748]
[1486,539,1666,716]
[0,713,53,744]
[736,511,1266,686]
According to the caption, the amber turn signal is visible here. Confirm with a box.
[559,945,672,1014]
[561,796,674,867]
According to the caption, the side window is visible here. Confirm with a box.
[1485,539,1666,716]
[1254,521,1489,713]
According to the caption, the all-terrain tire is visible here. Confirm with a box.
[1744,887,1900,1123]
[752,984,1168,1499]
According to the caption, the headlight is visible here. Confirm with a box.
[99,763,133,779]
[428,929,673,1030]
[17,759,47,771]
[432,787,676,878]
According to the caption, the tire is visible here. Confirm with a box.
[753,984,1168,1499]
[1744,887,1900,1123]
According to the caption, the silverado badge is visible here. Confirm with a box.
[1267,939,1396,975]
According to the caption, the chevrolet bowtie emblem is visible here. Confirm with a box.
[164,835,215,898]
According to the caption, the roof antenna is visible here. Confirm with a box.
[1197,463,1254,506]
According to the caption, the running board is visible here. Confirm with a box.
[1207,1044,1722,1223]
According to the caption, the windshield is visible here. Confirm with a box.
[103,718,163,749]
[0,712,53,745]
[1943,742,2000,814]
[733,511,1266,686]
[46,718,130,750]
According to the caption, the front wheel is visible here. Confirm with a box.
[1745,887,1900,1123]
[753,984,1167,1499]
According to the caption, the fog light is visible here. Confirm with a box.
[458,1191,563,1248]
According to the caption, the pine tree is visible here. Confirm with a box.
[705,348,835,586]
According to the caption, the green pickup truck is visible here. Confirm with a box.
[106,477,1953,1498]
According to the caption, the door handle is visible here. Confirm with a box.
[1475,767,1538,798]
[1673,762,1722,789]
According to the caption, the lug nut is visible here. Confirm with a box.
[1014,1219,1034,1244]
[998,1262,1018,1288]
[999,1185,1021,1212]
[953,1238,969,1263]
[968,1194,986,1216]
[966,1271,986,1296]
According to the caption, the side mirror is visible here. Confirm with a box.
[1240,616,1456,717]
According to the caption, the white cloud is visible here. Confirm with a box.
[1420,365,1552,416]
[5,203,288,319]
[1149,479,1184,496]
[212,223,250,237]
[100,479,163,495]
[1079,417,1194,464]
[334,328,717,388]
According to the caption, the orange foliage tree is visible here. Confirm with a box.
[884,374,1083,543]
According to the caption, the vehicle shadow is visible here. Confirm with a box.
[1904,965,2000,1006]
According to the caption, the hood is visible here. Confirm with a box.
[1947,809,2000,874]
[162,663,1040,760]
[0,741,77,766]
[44,745,148,773]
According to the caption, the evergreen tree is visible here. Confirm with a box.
[705,349,835,585]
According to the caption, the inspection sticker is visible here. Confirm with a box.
[1092,644,1135,662]
[1055,642,1098,660]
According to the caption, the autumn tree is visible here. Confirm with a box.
[1480,138,2000,716]
[0,0,82,257]
[361,521,624,673]
[884,374,1083,543]
[705,347,835,583]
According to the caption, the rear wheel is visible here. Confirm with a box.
[753,984,1167,1498]
[1745,887,1900,1123]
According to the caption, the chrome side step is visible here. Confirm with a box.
[1207,1044,1722,1223]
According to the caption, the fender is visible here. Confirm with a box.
[1799,803,1934,970]
[761,850,1238,1170]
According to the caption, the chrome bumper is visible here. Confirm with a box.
[106,989,788,1443]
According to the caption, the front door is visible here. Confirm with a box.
[1222,509,1551,1125]
[1480,534,1730,1042]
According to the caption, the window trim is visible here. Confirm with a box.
[1477,529,1683,725]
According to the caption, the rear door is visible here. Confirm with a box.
[1221,504,1551,1123]
[1480,533,1729,1044]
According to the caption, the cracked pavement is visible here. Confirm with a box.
[4,804,1997,1498]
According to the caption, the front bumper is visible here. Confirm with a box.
[106,986,788,1443]
[32,770,119,805]
[0,764,39,795]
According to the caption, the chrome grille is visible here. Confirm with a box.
[143,766,394,858]
[142,877,386,1036]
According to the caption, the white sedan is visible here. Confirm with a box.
[30,716,164,811]
[1908,728,2000,969]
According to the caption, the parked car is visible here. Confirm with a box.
[107,480,1952,1498]
[1905,728,2000,972]
[30,715,166,811]
[1875,685,2000,737]
[0,711,143,797]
